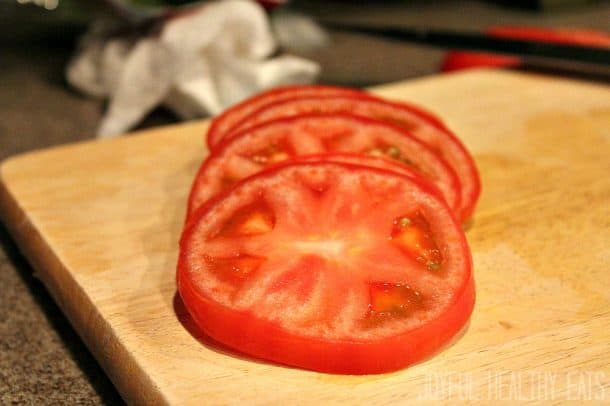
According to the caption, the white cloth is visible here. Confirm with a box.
[66,0,320,137]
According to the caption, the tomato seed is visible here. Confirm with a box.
[385,145,401,158]
[391,212,442,270]
[366,282,425,323]
[215,201,276,238]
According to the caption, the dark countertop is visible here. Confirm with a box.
[1,1,609,404]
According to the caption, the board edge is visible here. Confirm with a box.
[0,160,170,406]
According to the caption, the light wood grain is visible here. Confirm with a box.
[1,70,609,405]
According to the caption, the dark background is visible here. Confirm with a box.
[1,0,609,403]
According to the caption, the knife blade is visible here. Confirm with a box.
[325,23,610,75]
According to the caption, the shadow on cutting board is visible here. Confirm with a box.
[172,292,287,368]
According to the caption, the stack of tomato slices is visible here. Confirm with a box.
[177,85,479,374]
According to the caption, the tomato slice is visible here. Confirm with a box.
[206,85,367,150]
[178,162,475,374]
[221,95,480,221]
[187,113,461,221]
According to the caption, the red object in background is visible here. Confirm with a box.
[257,0,288,11]
[441,26,610,72]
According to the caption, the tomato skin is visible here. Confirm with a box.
[207,85,368,150]
[178,162,475,374]
[442,26,610,72]
[178,265,474,374]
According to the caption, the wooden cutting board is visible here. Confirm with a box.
[1,70,609,404]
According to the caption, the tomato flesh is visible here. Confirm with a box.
[178,162,474,374]
[187,113,461,221]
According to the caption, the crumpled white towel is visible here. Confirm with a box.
[66,0,320,138]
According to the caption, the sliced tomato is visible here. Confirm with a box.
[178,162,475,374]
[219,95,480,220]
[207,85,367,150]
[187,113,461,221]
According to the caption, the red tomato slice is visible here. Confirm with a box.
[207,85,367,150]
[187,113,461,221]
[220,96,480,220]
[178,162,475,374]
